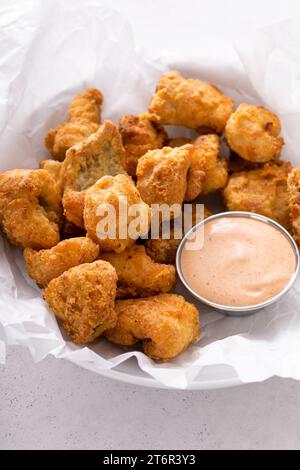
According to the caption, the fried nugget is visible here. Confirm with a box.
[40,159,64,194]
[119,114,167,176]
[84,174,151,253]
[223,162,292,229]
[102,244,176,298]
[287,168,300,245]
[145,205,211,264]
[148,71,234,133]
[190,134,228,195]
[225,104,284,163]
[24,237,99,288]
[105,294,200,361]
[44,260,117,344]
[62,120,126,228]
[136,145,205,206]
[45,88,103,161]
[0,169,62,249]
[164,134,228,197]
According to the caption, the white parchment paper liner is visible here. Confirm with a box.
[1,0,300,389]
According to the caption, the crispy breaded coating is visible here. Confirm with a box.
[191,134,228,195]
[40,159,64,194]
[225,104,284,163]
[0,169,62,249]
[102,244,176,298]
[145,206,211,264]
[136,145,205,206]
[137,145,192,206]
[287,168,300,245]
[223,162,292,229]
[62,120,126,228]
[44,260,117,344]
[136,136,226,207]
[62,190,86,228]
[119,114,167,176]
[165,134,227,195]
[45,88,103,161]
[105,294,200,361]
[24,237,99,288]
[84,174,151,253]
[148,71,234,133]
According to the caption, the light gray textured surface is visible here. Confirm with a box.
[1,346,300,450]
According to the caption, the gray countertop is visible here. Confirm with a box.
[1,346,300,450]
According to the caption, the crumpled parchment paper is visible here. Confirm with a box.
[1,0,300,389]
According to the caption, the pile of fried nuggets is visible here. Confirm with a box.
[1,71,300,361]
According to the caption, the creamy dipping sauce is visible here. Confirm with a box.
[180,216,297,307]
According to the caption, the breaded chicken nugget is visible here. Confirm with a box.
[287,168,300,245]
[44,260,117,344]
[136,145,205,206]
[165,134,227,195]
[40,159,64,194]
[224,161,292,229]
[145,206,211,264]
[190,134,228,195]
[225,104,284,163]
[105,294,200,361]
[102,244,176,298]
[45,88,103,161]
[84,174,151,253]
[24,237,99,287]
[0,169,62,249]
[119,114,167,176]
[148,71,234,133]
[62,120,126,228]
[137,145,192,206]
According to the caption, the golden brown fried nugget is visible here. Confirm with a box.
[44,261,117,344]
[45,88,103,161]
[136,145,205,206]
[145,206,211,264]
[102,244,176,298]
[62,120,126,228]
[119,114,167,176]
[39,159,64,194]
[0,169,62,249]
[84,174,151,253]
[225,104,284,163]
[224,162,292,229]
[24,237,99,288]
[190,134,228,195]
[105,294,200,361]
[148,71,234,133]
[287,168,300,245]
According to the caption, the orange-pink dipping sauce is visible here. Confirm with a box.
[180,216,297,307]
